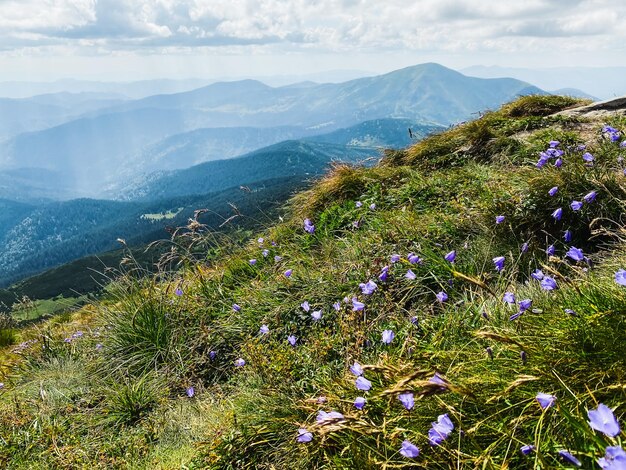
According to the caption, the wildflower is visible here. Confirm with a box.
[350,362,364,376]
[0,383,3,389]
[274,255,282,262]
[554,158,563,168]
[317,396,327,404]
[436,291,448,302]
[509,312,523,321]
[249,259,257,265]
[288,335,297,347]
[382,329,395,344]
[378,266,389,282]
[303,218,315,234]
[486,346,493,359]
[541,276,558,290]
[503,292,516,304]
[428,413,454,446]
[520,445,535,455]
[549,186,559,196]
[356,201,363,208]
[482,311,490,320]
[444,250,456,263]
[598,446,626,469]
[520,350,527,364]
[519,299,532,312]
[615,269,626,286]
[175,288,183,296]
[398,392,414,410]
[400,440,420,458]
[333,301,341,311]
[235,358,245,367]
[571,200,583,211]
[355,376,372,391]
[496,215,505,224]
[536,392,556,409]
[588,403,621,437]
[411,315,419,325]
[301,301,311,312]
[564,230,572,242]
[566,246,584,262]
[583,152,595,162]
[584,190,597,203]
[354,397,366,410]
[552,207,563,221]
[311,310,322,321]
[565,308,577,316]
[297,428,313,443]
[370,203,376,210]
[95,343,103,350]
[405,269,416,280]
[262,249,269,257]
[209,351,217,360]
[408,253,422,264]
[259,324,269,334]
[317,410,345,424]
[258,237,264,244]
[391,254,401,263]
[352,298,365,311]
[549,140,560,148]
[531,269,544,280]
[360,280,378,295]
[186,387,195,398]
[284,269,293,278]
[429,373,447,389]
[558,450,582,467]
[521,242,529,253]
[546,244,556,256]
[493,256,505,272]
[233,304,241,312]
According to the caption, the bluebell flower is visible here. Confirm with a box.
[398,392,414,410]
[546,244,556,256]
[549,186,559,196]
[549,140,560,148]
[444,250,456,263]
[566,246,584,262]
[311,310,322,321]
[520,445,535,455]
[405,269,416,280]
[558,450,581,467]
[428,413,454,446]
[175,288,183,296]
[258,237,264,244]
[333,301,341,311]
[352,298,365,311]
[354,397,366,410]
[565,308,577,316]
[554,158,563,168]
[521,350,527,364]
[496,215,505,224]
[360,280,378,295]
[235,358,245,367]
[301,301,310,312]
[503,292,516,304]
[493,256,505,272]
[408,253,422,264]
[356,201,363,208]
[382,329,395,344]
[249,259,257,265]
[274,255,282,262]
[350,362,364,376]
[486,346,493,359]
[571,200,583,211]
[297,428,313,443]
[588,403,621,437]
[536,392,556,409]
[209,351,217,360]
[370,203,376,210]
[262,249,269,257]
[615,269,626,286]
[519,299,532,312]
[521,242,529,253]
[284,269,293,278]
[531,269,544,280]
[391,254,401,263]
[598,446,626,469]
[436,291,448,302]
[400,440,420,458]
[378,266,390,282]
[583,152,595,162]
[316,410,345,424]
[303,218,315,233]
[541,276,558,290]
[355,376,372,391]
[186,386,195,398]
[584,190,597,203]
[552,208,563,221]
[288,335,297,347]
[564,230,572,242]
[259,324,269,334]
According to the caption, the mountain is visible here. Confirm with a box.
[0,63,542,200]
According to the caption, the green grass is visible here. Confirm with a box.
[1,96,626,469]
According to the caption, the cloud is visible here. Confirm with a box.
[0,0,623,56]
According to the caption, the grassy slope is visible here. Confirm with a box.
[2,96,626,469]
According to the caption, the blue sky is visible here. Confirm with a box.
[0,0,624,81]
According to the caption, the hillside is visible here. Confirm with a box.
[2,95,626,469]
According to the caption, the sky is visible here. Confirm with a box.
[0,0,625,81]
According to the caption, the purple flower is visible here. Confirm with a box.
[288,335,297,347]
[235,358,245,367]
[209,351,217,360]
[531,269,544,280]
[354,396,366,410]
[405,269,416,280]
[95,343,103,350]
[301,301,310,312]
[509,312,523,321]
[496,215,505,224]
[571,200,583,211]
[554,158,563,168]
[360,280,378,295]
[175,288,183,296]
[563,230,572,242]
[274,255,282,262]
[549,140,560,148]
[520,445,535,455]
[316,410,345,424]
[541,276,558,290]
[549,186,559,196]
[615,269,626,286]
[558,450,582,467]
[519,299,532,312]
[378,266,390,282]
[444,250,456,263]
[521,242,529,253]
[536,392,556,409]
[382,329,395,344]
[408,253,422,264]
[429,373,447,388]
[303,218,315,234]
[186,386,195,398]
[233,304,241,312]
[391,254,401,263]
[493,256,505,272]
[284,269,293,278]
[350,362,364,376]
[583,152,595,162]
[259,324,269,334]
[355,376,372,391]
[258,237,264,244]
[436,291,448,303]
[552,207,563,221]
[369,203,376,210]
[503,292,516,304]
[398,392,415,410]
[249,259,257,265]
[262,249,269,257]
[352,298,365,311]
[428,413,454,446]
[584,191,597,203]
[566,246,584,262]
[520,350,527,364]
[356,201,363,208]
[297,428,313,443]
[588,403,621,437]
[311,310,322,321]
[400,440,420,458]
[598,446,626,469]
[565,308,577,316]
[546,244,556,256]
[333,301,341,311]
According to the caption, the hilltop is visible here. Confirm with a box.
[1,95,626,469]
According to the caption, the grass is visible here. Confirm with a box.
[1,95,626,469]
